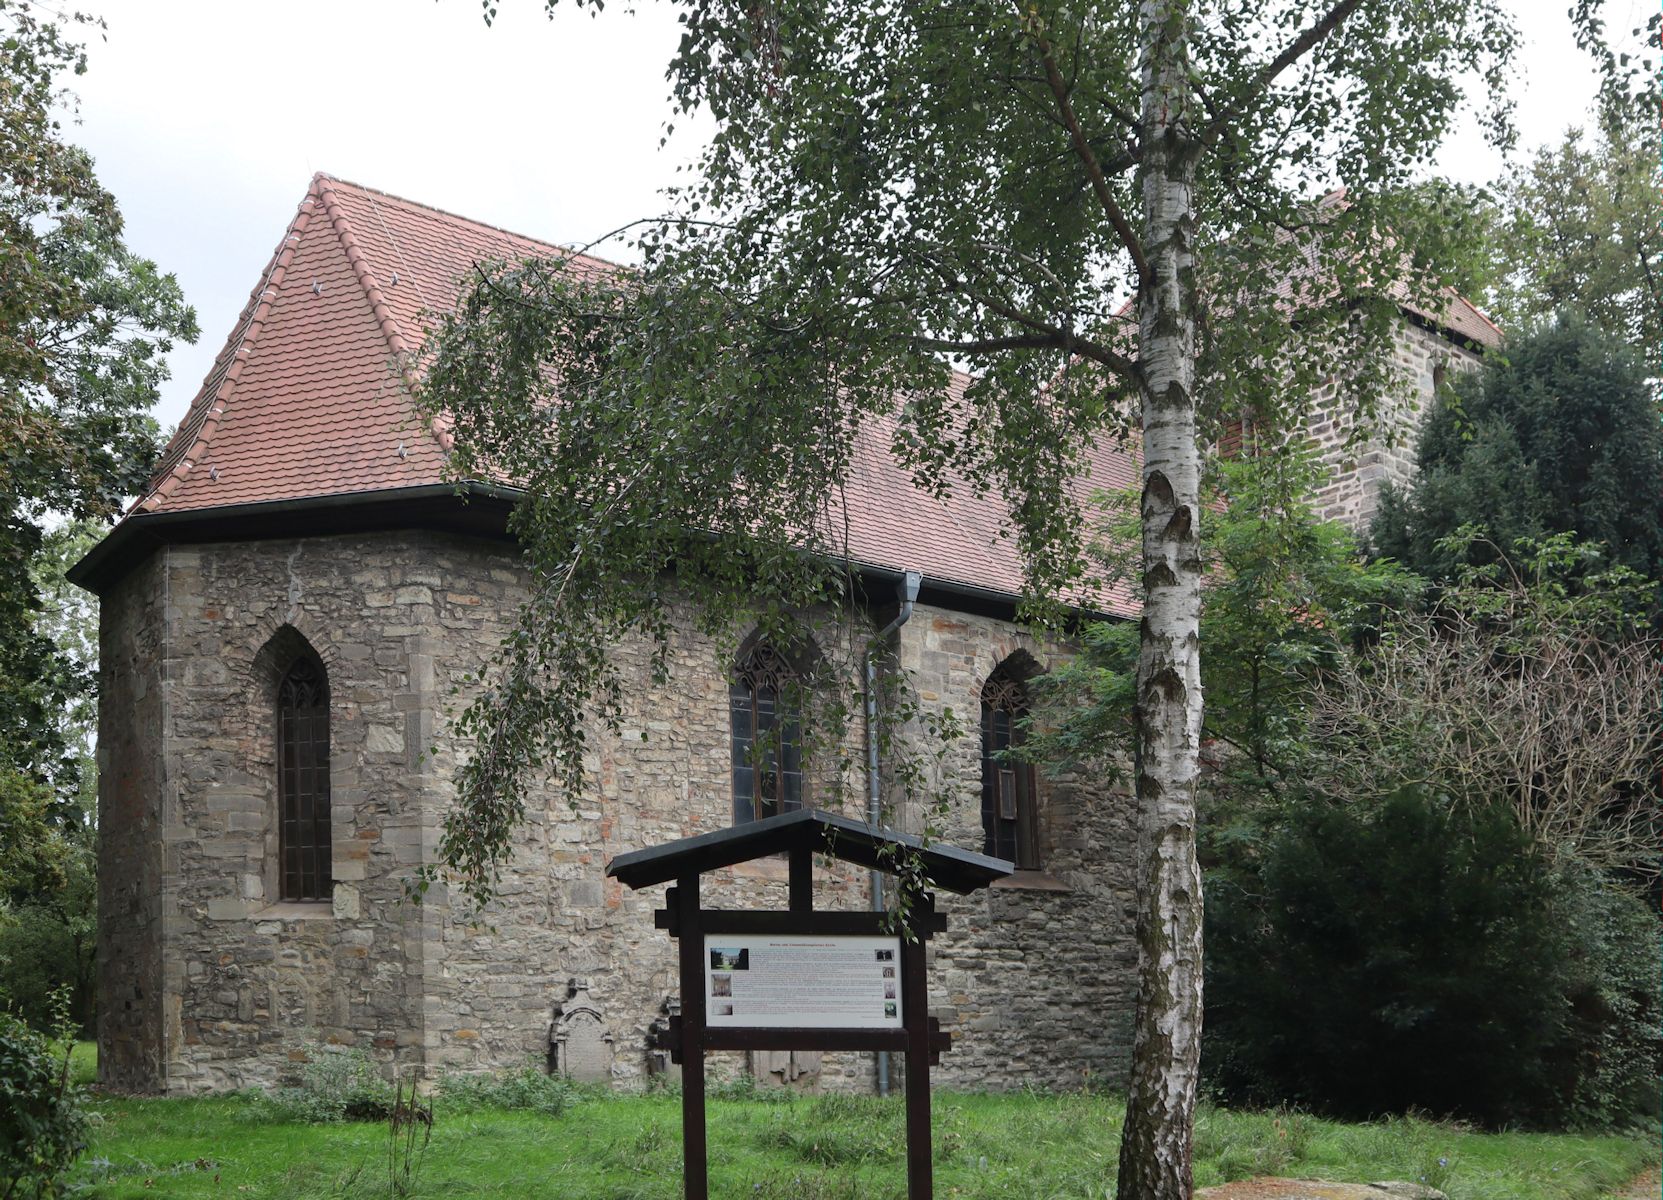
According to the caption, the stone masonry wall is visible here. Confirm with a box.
[1307,320,1485,532]
[103,531,1139,1094]
[96,554,169,1091]
[894,609,1137,1091]
[124,534,444,1092]
[407,542,878,1092]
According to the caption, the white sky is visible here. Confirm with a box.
[65,0,1627,432]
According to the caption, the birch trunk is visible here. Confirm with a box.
[1117,2,1205,1198]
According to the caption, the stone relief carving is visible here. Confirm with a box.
[549,978,614,1083]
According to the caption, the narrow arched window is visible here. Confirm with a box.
[730,641,803,824]
[981,665,1039,869]
[277,655,332,901]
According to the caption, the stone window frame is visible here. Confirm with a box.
[250,624,338,914]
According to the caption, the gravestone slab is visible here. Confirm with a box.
[550,978,614,1083]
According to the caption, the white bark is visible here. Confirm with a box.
[1117,2,1205,1198]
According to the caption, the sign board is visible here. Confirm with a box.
[704,934,902,1029]
[606,810,1013,1200]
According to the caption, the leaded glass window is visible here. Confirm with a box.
[730,642,803,823]
[278,656,332,902]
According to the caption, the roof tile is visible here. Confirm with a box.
[139,175,1144,612]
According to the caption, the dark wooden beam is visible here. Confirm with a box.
[676,875,707,1200]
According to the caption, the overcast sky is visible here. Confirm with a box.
[67,0,1629,432]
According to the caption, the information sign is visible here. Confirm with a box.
[704,934,903,1029]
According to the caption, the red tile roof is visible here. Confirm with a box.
[135,174,1139,614]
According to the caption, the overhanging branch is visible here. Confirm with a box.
[1016,6,1152,293]
[1201,0,1365,148]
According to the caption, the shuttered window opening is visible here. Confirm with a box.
[980,667,1039,870]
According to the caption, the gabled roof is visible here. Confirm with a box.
[606,807,1012,894]
[121,174,1139,615]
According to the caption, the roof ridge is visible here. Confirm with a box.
[316,172,619,271]
[139,179,322,512]
[313,176,454,456]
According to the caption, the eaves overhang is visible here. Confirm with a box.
[66,482,523,596]
[67,482,1121,624]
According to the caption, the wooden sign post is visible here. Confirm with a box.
[606,809,1012,1200]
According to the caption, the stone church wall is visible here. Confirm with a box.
[1306,320,1484,532]
[96,554,169,1092]
[894,610,1136,1091]
[97,530,1136,1094]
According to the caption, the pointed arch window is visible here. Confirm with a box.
[730,641,803,824]
[277,655,332,901]
[981,665,1039,869]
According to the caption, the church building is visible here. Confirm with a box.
[70,175,1497,1095]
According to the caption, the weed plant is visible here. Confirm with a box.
[438,1059,584,1116]
[256,1046,393,1123]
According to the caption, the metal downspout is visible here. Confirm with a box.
[866,570,920,1097]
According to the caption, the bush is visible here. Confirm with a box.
[1204,785,1661,1129]
[258,1045,393,1123]
[1550,864,1662,1128]
[0,1010,88,1199]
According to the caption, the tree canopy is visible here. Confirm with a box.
[425,1,1514,1193]
[0,0,196,800]
[1484,128,1662,359]
[1370,316,1663,600]
[0,2,195,1036]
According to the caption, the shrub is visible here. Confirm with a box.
[258,1045,393,1123]
[1204,785,1661,1129]
[0,1010,88,1199]
[1549,864,1662,1128]
[438,1060,581,1116]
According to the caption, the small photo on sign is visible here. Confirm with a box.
[884,1002,897,1018]
[874,949,894,962]
[882,966,895,979]
[884,983,897,999]
[714,1002,734,1016]
[710,947,750,971]
[711,974,733,997]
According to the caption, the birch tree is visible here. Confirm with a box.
[422,2,1514,1194]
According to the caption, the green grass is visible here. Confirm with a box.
[66,1083,1655,1200]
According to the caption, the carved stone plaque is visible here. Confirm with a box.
[550,978,614,1083]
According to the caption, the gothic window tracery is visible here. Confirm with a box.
[277,654,332,901]
[730,640,803,823]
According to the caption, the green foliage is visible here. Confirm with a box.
[421,0,1517,905]
[438,1060,582,1116]
[0,824,95,1034]
[257,1047,394,1124]
[1204,785,1661,1129]
[1485,128,1662,359]
[0,1004,89,1199]
[1030,443,1416,789]
[1549,863,1663,1129]
[0,0,196,801]
[1370,317,1663,606]
[0,526,98,1034]
[0,771,67,903]
[1306,534,1661,878]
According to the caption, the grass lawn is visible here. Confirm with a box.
[67,1051,1655,1200]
